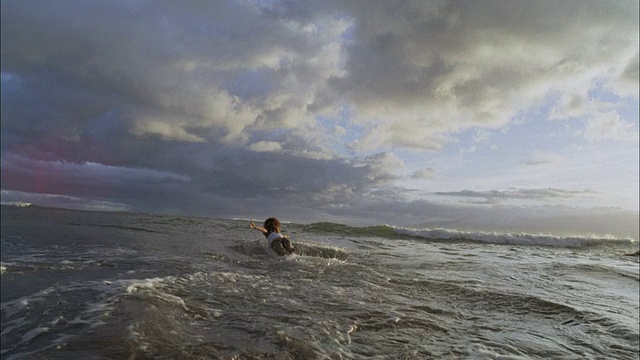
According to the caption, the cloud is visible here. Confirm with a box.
[411,168,436,179]
[325,0,639,150]
[549,95,638,143]
[523,151,569,167]
[333,125,347,136]
[435,188,596,205]
[610,51,639,99]
[2,1,637,156]
[0,152,191,200]
[1,0,351,150]
[249,141,283,153]
[473,129,491,143]
[0,1,637,231]
[1,190,131,212]
[582,110,639,142]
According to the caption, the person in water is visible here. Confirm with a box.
[250,217,295,256]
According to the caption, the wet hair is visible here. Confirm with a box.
[263,217,280,233]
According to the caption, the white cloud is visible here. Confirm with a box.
[328,1,639,150]
[473,129,490,143]
[582,110,639,142]
[333,125,346,136]
[356,152,404,179]
[131,114,207,143]
[249,141,282,153]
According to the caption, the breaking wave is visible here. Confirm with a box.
[302,222,636,249]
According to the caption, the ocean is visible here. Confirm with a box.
[1,205,638,359]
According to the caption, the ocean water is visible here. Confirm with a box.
[1,205,638,360]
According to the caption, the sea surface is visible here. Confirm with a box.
[1,205,638,359]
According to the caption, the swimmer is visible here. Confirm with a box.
[250,217,295,256]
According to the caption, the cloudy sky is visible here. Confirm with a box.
[1,0,638,239]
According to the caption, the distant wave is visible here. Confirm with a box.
[1,202,33,207]
[394,227,636,248]
[301,222,408,239]
[303,222,636,248]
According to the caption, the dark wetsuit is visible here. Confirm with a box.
[267,233,295,256]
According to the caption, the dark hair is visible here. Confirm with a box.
[263,217,280,233]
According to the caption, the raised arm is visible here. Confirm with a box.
[249,221,268,236]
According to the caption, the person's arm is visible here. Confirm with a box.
[249,221,268,236]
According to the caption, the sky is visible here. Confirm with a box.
[1,0,639,239]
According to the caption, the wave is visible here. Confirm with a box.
[301,222,411,239]
[302,222,636,249]
[1,201,33,207]
[81,223,164,234]
[395,227,636,248]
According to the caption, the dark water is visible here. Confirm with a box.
[1,205,638,359]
